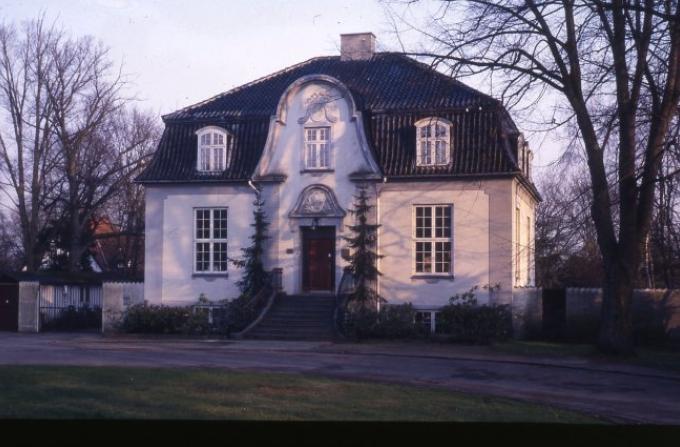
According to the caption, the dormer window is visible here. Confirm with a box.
[415,118,452,166]
[304,126,331,170]
[196,126,231,172]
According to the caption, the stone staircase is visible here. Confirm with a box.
[246,294,336,340]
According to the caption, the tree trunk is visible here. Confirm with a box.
[598,258,635,355]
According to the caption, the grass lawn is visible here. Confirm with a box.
[492,340,680,373]
[0,366,603,422]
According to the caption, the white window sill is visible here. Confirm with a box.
[192,272,228,278]
[411,274,454,281]
[301,168,334,174]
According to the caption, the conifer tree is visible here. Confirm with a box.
[343,184,383,305]
[235,194,270,297]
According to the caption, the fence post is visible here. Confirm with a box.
[17,281,40,333]
[511,287,542,339]
[102,282,124,334]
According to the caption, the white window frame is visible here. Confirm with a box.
[303,126,332,170]
[415,117,452,167]
[412,204,453,276]
[193,207,228,274]
[195,126,231,172]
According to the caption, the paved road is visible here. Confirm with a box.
[1,332,679,424]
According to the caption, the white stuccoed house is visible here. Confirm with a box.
[136,33,540,334]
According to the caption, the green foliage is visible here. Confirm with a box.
[342,185,382,305]
[223,293,261,333]
[437,286,512,344]
[342,303,427,340]
[233,194,270,297]
[118,289,271,336]
[118,302,228,335]
[40,305,102,331]
[119,303,192,334]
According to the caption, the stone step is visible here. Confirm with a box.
[274,301,335,308]
[266,310,334,317]
[244,293,337,341]
[256,322,332,331]
[279,298,336,304]
[268,307,335,313]
[269,306,335,313]
[264,315,333,322]
[248,334,334,341]
[248,329,335,339]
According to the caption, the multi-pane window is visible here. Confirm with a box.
[414,205,452,274]
[194,208,228,273]
[415,118,451,166]
[196,127,231,172]
[304,127,331,169]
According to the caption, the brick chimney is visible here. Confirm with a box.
[340,32,376,61]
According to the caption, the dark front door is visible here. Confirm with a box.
[0,283,19,331]
[302,226,335,292]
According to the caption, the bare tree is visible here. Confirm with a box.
[536,168,604,287]
[97,108,160,274]
[43,32,157,272]
[390,0,680,354]
[0,211,22,270]
[0,17,60,271]
[650,116,680,288]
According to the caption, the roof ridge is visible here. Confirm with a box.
[162,55,339,121]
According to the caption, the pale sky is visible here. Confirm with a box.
[1,0,562,175]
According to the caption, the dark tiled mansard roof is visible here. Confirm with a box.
[137,53,524,183]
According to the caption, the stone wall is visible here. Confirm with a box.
[17,281,39,333]
[102,281,144,333]
[508,287,680,343]
[564,288,680,343]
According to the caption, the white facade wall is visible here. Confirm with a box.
[144,184,256,305]
[513,180,537,287]
[377,179,513,308]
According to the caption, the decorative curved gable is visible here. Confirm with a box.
[253,74,381,180]
[289,184,346,218]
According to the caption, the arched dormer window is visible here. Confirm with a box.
[196,126,231,172]
[415,117,452,167]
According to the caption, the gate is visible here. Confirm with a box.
[542,288,566,340]
[39,284,103,331]
[0,282,19,331]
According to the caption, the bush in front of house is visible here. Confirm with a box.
[117,288,274,336]
[436,286,512,344]
[118,302,231,335]
[119,303,191,334]
[223,293,260,333]
[41,305,102,331]
[342,303,427,340]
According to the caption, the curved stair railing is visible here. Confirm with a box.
[232,269,282,339]
[334,267,355,339]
